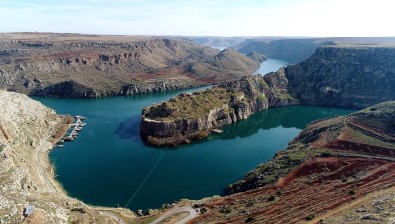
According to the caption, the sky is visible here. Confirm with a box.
[0,0,394,37]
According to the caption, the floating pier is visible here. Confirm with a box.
[62,115,87,143]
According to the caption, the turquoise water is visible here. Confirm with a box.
[253,58,289,76]
[33,90,354,211]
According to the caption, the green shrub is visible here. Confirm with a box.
[267,195,276,201]
[305,214,315,220]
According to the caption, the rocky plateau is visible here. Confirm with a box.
[0,33,260,97]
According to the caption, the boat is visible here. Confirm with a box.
[75,115,86,120]
[210,129,223,134]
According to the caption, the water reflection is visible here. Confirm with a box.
[213,106,355,140]
[116,115,141,141]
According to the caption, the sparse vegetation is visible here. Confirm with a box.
[50,115,73,142]
[305,214,315,220]
[145,87,232,120]
[267,195,276,201]
[244,217,256,223]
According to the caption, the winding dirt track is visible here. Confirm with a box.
[151,206,198,224]
[35,136,57,193]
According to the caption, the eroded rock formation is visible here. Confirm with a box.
[140,76,270,146]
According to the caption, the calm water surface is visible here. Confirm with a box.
[32,57,352,211]
[253,58,289,76]
[34,91,354,211]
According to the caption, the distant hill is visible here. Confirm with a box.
[185,36,247,48]
[0,33,260,97]
[232,37,395,63]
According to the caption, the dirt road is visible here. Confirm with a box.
[151,206,198,224]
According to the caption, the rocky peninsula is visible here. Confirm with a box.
[140,76,272,146]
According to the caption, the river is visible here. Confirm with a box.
[253,58,289,76]
[33,60,354,211]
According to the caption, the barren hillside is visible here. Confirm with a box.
[0,33,259,97]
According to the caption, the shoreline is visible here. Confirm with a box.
[38,115,137,223]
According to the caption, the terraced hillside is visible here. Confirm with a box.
[191,101,395,223]
[0,33,259,97]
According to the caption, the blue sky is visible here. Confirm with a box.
[0,0,393,36]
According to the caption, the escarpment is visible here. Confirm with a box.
[140,76,270,146]
[0,33,260,97]
[264,45,395,108]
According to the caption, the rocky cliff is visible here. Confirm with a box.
[265,45,395,108]
[0,33,260,97]
[0,90,131,223]
[140,76,270,146]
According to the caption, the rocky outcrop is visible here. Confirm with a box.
[265,45,395,109]
[32,80,99,98]
[246,51,267,63]
[140,76,270,146]
[0,33,260,97]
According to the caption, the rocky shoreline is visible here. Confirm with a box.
[140,76,275,146]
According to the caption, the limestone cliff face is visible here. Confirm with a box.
[0,33,260,98]
[266,46,395,108]
[140,76,269,146]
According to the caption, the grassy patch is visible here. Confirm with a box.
[145,87,235,120]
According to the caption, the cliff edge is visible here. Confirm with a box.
[265,45,395,108]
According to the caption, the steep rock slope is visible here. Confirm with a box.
[191,101,395,223]
[0,33,259,97]
[140,76,270,146]
[0,90,130,223]
[265,45,395,108]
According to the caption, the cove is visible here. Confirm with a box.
[34,92,354,211]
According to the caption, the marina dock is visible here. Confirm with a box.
[62,116,86,142]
